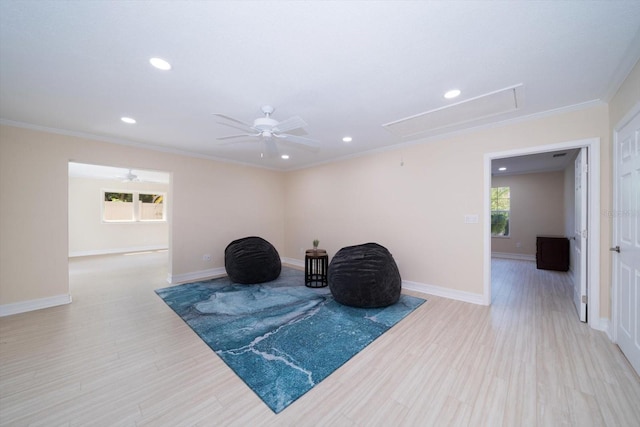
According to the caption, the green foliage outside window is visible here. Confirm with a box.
[491,186,510,236]
[138,193,163,203]
[103,191,165,221]
[104,192,133,202]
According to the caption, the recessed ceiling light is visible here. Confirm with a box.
[342,136,352,142]
[149,57,171,70]
[498,167,507,171]
[281,154,290,160]
[121,117,136,124]
[444,89,461,99]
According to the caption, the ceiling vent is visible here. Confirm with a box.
[383,84,522,139]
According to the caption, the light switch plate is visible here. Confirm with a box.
[464,214,479,224]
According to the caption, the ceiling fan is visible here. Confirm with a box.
[213,105,319,156]
[117,169,140,182]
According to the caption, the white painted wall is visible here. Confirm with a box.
[68,177,169,256]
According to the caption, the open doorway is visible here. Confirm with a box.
[68,162,170,256]
[483,138,602,329]
[67,162,171,289]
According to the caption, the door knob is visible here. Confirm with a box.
[610,246,620,253]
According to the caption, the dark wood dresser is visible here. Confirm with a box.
[536,236,570,271]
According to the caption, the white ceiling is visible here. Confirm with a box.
[1,1,639,171]
[491,148,579,176]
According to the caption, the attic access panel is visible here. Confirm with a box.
[383,84,522,138]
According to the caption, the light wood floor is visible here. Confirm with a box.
[1,254,639,426]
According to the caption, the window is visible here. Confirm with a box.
[103,191,166,222]
[138,193,164,221]
[491,186,510,237]
[103,192,134,221]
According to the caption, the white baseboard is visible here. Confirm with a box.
[491,252,536,262]
[591,317,612,340]
[165,258,484,307]
[281,257,304,268]
[168,256,306,285]
[402,280,485,305]
[0,294,72,317]
[167,256,304,285]
[69,245,168,258]
[282,257,484,306]
[167,267,227,285]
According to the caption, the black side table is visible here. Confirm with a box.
[305,249,328,288]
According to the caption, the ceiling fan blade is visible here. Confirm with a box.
[274,133,320,150]
[212,113,253,129]
[215,121,256,133]
[217,133,260,141]
[273,115,307,133]
[215,139,258,146]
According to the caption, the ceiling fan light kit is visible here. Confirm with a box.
[253,105,277,132]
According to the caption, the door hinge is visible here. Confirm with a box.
[584,163,588,173]
[582,295,588,304]
[582,229,588,239]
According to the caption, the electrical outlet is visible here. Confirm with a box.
[203,254,212,262]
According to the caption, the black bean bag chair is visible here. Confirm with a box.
[328,242,401,308]
[225,236,281,284]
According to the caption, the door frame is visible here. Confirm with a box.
[67,161,172,287]
[483,137,601,329]
[611,101,640,343]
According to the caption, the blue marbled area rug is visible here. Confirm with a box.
[155,267,425,413]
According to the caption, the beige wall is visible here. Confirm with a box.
[0,129,70,303]
[68,177,169,255]
[284,104,610,304]
[491,172,566,257]
[4,60,640,319]
[0,125,285,305]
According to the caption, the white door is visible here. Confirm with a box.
[573,148,588,322]
[614,108,640,375]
